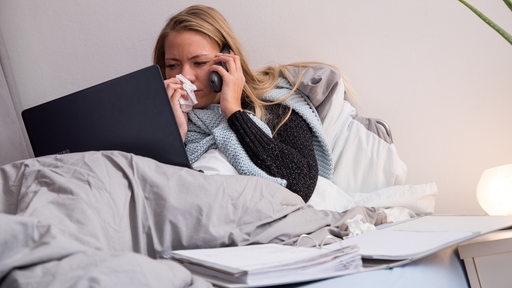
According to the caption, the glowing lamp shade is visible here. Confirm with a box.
[476,164,512,215]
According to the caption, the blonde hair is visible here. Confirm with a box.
[153,5,349,132]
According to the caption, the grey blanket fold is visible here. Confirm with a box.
[0,151,385,288]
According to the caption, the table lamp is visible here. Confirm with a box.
[476,164,512,215]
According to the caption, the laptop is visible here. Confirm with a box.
[21,65,192,168]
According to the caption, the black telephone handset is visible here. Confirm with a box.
[209,45,231,93]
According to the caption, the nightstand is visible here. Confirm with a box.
[458,230,512,288]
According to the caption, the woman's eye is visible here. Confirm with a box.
[165,63,179,70]
[194,61,208,67]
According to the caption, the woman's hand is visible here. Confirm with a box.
[211,52,245,118]
[164,78,189,141]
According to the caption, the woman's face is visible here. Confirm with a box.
[164,30,220,108]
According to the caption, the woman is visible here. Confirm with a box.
[153,5,333,202]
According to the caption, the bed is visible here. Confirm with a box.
[0,65,467,288]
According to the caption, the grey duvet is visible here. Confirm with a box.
[0,151,385,288]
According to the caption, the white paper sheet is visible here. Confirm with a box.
[341,215,512,260]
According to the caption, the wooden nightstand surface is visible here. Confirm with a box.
[458,230,512,288]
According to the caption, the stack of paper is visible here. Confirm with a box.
[342,215,512,262]
[170,243,361,287]
[170,215,512,287]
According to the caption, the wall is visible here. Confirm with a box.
[1,0,511,215]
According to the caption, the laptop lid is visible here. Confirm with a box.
[21,65,192,168]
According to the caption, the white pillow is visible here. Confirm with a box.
[308,177,438,215]
[351,182,438,215]
[307,176,355,211]
[321,85,408,194]
[192,149,238,176]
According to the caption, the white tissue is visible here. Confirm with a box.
[176,74,198,112]
[345,214,376,238]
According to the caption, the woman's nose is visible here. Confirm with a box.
[180,65,195,82]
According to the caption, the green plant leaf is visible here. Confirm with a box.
[503,0,512,13]
[458,0,512,45]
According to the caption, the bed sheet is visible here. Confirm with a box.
[0,150,467,288]
[0,150,386,288]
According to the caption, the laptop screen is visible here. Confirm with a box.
[22,65,192,168]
